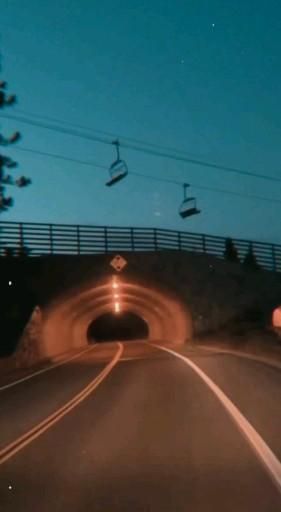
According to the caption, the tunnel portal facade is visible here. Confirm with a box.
[41,275,192,357]
[15,249,281,363]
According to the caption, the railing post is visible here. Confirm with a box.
[0,223,3,256]
[76,225,81,255]
[202,234,206,253]
[130,228,135,251]
[177,231,182,250]
[272,244,277,272]
[19,223,24,245]
[49,224,54,254]
[104,227,108,253]
[153,228,158,251]
[18,223,25,256]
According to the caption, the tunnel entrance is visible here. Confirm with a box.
[87,311,149,343]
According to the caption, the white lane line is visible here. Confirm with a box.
[152,343,281,494]
[0,345,96,392]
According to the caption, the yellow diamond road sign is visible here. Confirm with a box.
[110,254,127,272]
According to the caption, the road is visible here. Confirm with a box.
[0,341,281,511]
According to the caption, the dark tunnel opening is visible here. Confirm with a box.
[87,311,149,342]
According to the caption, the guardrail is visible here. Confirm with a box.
[0,221,280,272]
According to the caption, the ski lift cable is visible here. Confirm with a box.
[2,113,281,184]
[12,145,281,205]
[12,108,210,160]
[183,183,190,199]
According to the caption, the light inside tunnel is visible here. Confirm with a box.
[114,302,120,314]
[87,311,149,342]
[112,276,119,289]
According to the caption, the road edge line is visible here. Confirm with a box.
[198,345,281,370]
[151,343,281,495]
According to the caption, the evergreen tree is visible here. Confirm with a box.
[0,78,31,213]
[224,237,240,262]
[243,242,259,270]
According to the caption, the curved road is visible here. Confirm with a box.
[0,341,280,511]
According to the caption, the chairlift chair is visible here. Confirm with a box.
[179,184,201,218]
[106,139,128,187]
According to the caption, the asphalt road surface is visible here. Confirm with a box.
[0,341,281,511]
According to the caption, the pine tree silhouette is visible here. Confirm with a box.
[224,237,240,262]
[243,242,259,270]
[0,70,31,212]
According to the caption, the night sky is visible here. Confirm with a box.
[1,1,281,243]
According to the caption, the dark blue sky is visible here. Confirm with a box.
[1,0,281,242]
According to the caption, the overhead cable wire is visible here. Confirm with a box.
[13,108,205,160]
[2,113,281,184]
[14,145,281,205]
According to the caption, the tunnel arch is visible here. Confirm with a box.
[40,276,192,358]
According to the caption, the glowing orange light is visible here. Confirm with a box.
[114,302,120,313]
[112,276,119,289]
[114,293,119,299]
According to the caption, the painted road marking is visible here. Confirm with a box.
[0,343,123,465]
[199,345,281,370]
[119,355,164,362]
[0,345,97,392]
[152,343,281,494]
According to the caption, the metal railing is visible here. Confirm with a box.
[0,221,281,272]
